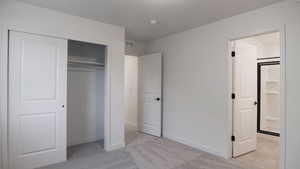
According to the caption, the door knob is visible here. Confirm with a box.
[155,98,160,101]
[254,101,258,105]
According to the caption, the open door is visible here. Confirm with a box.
[138,53,162,137]
[233,40,257,157]
[9,31,67,169]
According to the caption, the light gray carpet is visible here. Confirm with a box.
[126,134,246,169]
[39,142,138,169]
[39,133,251,169]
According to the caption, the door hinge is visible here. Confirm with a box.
[231,51,235,57]
[231,136,235,142]
[231,93,236,99]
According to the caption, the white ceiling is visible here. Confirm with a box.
[17,0,283,41]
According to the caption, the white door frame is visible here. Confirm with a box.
[0,27,112,169]
[227,26,286,169]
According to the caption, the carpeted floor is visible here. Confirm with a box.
[39,142,138,169]
[126,134,246,169]
[39,131,249,169]
[40,124,280,169]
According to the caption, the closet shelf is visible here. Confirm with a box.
[68,59,105,66]
[68,56,104,67]
[265,116,280,121]
[265,91,279,95]
[68,66,104,72]
[265,80,279,83]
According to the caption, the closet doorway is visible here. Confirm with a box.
[67,40,106,157]
[124,53,163,145]
[231,32,282,169]
[257,61,280,137]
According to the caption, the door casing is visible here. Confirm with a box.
[228,28,286,169]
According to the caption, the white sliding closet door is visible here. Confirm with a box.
[9,31,67,169]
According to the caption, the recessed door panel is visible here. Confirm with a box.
[22,40,58,100]
[20,114,56,154]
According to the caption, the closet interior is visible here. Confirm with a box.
[258,61,280,136]
[67,40,106,149]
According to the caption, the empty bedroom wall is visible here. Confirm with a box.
[67,70,105,146]
[0,24,3,169]
[146,1,300,169]
[241,32,280,59]
[125,41,146,56]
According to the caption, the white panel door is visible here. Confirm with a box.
[138,53,162,137]
[9,31,67,169]
[233,41,257,157]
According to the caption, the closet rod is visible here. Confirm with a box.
[68,59,105,67]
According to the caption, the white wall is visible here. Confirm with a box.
[124,56,138,128]
[259,33,280,59]
[67,70,105,146]
[243,32,280,59]
[125,40,146,56]
[0,1,125,168]
[284,3,300,169]
[146,1,300,169]
[260,42,280,59]
[0,24,3,169]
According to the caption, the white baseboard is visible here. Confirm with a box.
[67,137,103,147]
[105,142,125,151]
[163,132,226,158]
